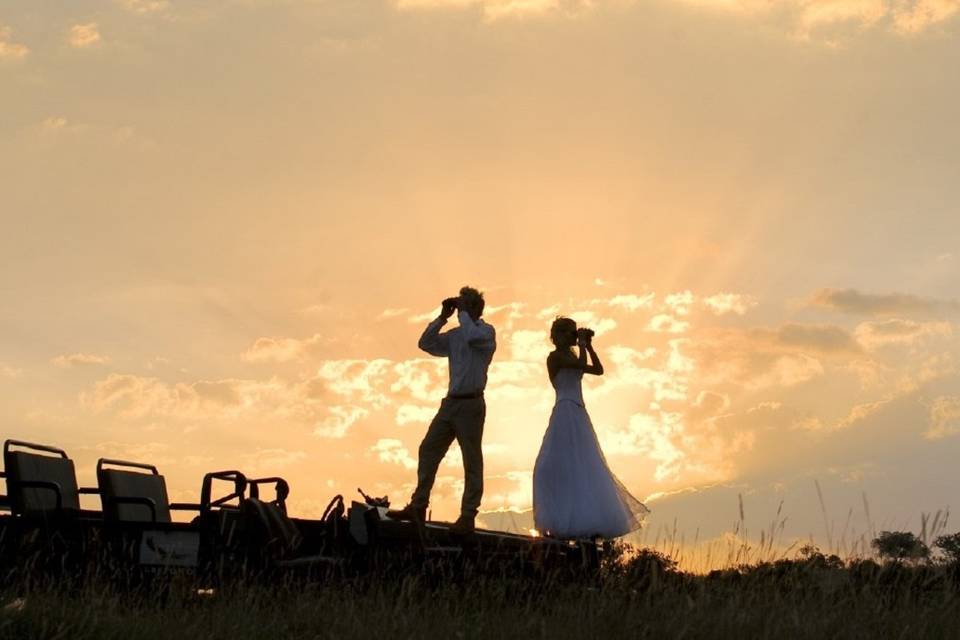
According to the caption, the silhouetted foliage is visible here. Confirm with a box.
[871,531,930,562]
[7,550,960,639]
[934,532,960,563]
[797,544,844,569]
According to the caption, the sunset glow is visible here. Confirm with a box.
[1,0,958,569]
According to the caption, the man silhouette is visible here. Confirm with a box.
[387,286,496,535]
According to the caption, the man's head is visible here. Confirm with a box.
[459,286,485,321]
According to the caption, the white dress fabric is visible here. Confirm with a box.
[533,368,649,538]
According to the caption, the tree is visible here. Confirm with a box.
[934,532,960,563]
[871,531,930,563]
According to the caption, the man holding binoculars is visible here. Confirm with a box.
[387,286,496,535]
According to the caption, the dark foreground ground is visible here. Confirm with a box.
[3,551,960,639]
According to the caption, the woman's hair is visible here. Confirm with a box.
[550,316,577,347]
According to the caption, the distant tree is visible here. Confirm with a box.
[798,544,823,559]
[796,544,843,569]
[934,533,960,563]
[871,531,930,563]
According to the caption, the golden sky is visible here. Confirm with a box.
[1,0,959,561]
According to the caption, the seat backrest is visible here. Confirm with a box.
[4,441,80,516]
[97,459,171,523]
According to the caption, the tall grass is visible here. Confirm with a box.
[3,547,960,640]
[632,490,951,574]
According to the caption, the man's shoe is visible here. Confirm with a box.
[385,504,426,522]
[449,515,475,536]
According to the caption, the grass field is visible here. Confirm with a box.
[3,547,960,640]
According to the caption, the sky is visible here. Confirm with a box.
[1,0,959,567]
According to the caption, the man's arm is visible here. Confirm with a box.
[457,310,496,352]
[418,317,451,357]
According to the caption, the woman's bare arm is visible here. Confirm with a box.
[583,343,604,376]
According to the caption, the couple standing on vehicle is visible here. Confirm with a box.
[387,286,648,539]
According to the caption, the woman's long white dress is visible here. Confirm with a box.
[533,368,648,538]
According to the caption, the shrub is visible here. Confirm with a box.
[871,531,930,563]
[934,533,960,563]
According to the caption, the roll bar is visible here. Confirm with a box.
[199,470,247,515]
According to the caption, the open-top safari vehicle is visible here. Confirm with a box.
[0,438,600,584]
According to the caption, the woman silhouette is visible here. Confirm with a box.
[532,317,649,538]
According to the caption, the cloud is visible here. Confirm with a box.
[241,333,332,363]
[854,319,953,350]
[810,288,959,317]
[775,323,861,353]
[483,470,534,509]
[408,308,440,323]
[300,304,329,315]
[486,368,553,402]
[647,314,690,334]
[594,341,688,402]
[378,307,410,320]
[1,363,22,378]
[30,116,156,151]
[395,403,436,425]
[52,353,111,368]
[536,304,560,320]
[568,311,617,336]
[116,0,170,13]
[0,25,29,60]
[313,405,369,438]
[753,354,825,389]
[485,301,526,320]
[316,359,394,407]
[241,448,308,474]
[795,0,887,35]
[392,0,960,36]
[390,358,447,402]
[925,395,960,440]
[665,291,695,316]
[69,23,102,48]
[703,293,756,316]
[80,441,176,466]
[82,373,311,421]
[371,438,417,470]
[690,327,835,390]
[602,411,686,480]
[674,0,960,38]
[834,397,893,429]
[509,329,549,362]
[395,0,594,20]
[603,293,656,311]
[892,0,960,33]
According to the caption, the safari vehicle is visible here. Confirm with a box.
[0,439,348,580]
[1,438,598,583]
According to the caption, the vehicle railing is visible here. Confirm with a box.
[199,470,246,515]
[248,476,290,512]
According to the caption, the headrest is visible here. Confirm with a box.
[5,451,80,516]
[98,468,171,523]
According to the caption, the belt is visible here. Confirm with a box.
[446,391,484,400]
